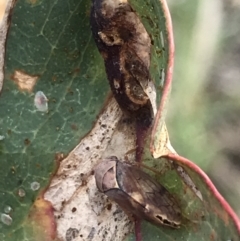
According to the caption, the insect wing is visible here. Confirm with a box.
[95,158,181,228]
[116,161,181,228]
[105,161,147,218]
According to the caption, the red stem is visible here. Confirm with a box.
[134,218,142,241]
[167,153,240,234]
[150,0,175,154]
[135,123,150,163]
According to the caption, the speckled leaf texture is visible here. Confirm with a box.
[0,0,109,240]
[0,0,240,241]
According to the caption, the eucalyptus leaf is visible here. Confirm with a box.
[0,0,109,240]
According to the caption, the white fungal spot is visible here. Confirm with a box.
[0,213,12,226]
[30,181,40,191]
[18,188,26,197]
[3,206,12,214]
[0,135,4,141]
[34,91,48,112]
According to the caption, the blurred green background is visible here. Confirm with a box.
[167,0,240,217]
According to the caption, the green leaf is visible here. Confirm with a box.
[126,155,240,240]
[0,0,109,240]
[129,0,173,129]
[1,0,239,241]
[125,1,240,240]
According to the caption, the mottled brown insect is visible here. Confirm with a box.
[90,0,154,127]
[94,157,182,228]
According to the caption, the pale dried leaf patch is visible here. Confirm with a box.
[152,122,176,158]
[0,0,7,23]
[12,70,38,92]
[0,0,15,93]
[44,98,135,241]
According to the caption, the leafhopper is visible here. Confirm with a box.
[94,157,181,228]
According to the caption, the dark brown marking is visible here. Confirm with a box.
[90,0,154,127]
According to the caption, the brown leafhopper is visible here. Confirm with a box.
[94,156,181,228]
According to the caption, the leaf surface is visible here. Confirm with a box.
[127,155,240,240]
[0,0,239,241]
[0,0,109,240]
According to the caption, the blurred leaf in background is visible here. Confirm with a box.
[167,0,240,217]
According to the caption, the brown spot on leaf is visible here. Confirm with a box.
[69,107,74,113]
[72,207,77,212]
[81,179,87,186]
[55,152,65,163]
[71,124,78,130]
[71,67,80,77]
[36,163,41,168]
[10,166,16,174]
[106,203,112,211]
[24,138,31,145]
[26,197,57,241]
[67,88,74,95]
[11,70,38,92]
